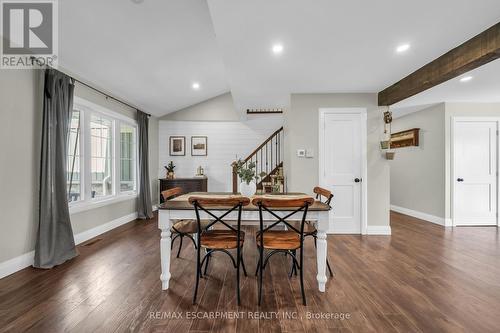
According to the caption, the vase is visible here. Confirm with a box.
[166,171,175,179]
[240,181,256,197]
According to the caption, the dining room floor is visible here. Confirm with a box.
[0,211,499,333]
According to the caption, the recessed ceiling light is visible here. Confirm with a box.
[459,76,473,83]
[192,82,200,90]
[272,44,284,55]
[396,43,410,53]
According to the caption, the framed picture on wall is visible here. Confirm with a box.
[191,136,207,156]
[169,136,185,156]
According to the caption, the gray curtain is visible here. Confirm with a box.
[137,110,154,219]
[34,69,78,268]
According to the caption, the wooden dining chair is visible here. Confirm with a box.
[189,195,250,305]
[289,186,334,277]
[252,196,315,306]
[161,187,210,258]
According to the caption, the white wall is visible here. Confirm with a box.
[159,116,283,192]
[0,69,159,271]
[390,104,446,220]
[388,102,500,225]
[284,93,390,229]
[0,70,42,263]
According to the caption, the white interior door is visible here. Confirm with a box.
[320,111,364,233]
[453,119,498,226]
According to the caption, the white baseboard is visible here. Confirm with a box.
[365,225,392,235]
[0,251,35,281]
[73,212,138,244]
[391,205,450,227]
[0,210,143,280]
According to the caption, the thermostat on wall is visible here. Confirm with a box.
[297,149,306,157]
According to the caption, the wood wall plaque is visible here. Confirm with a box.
[390,128,420,148]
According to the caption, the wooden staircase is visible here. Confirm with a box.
[232,127,284,193]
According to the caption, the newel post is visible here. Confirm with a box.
[232,162,238,194]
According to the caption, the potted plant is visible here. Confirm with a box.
[165,161,176,179]
[234,159,259,196]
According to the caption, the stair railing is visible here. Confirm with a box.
[232,127,283,193]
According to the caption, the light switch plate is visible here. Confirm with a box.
[297,149,306,157]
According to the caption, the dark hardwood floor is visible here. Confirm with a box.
[1,212,499,332]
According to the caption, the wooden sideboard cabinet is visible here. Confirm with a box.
[159,177,208,203]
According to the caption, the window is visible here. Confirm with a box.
[90,114,113,198]
[120,124,137,193]
[67,110,81,203]
[66,97,138,212]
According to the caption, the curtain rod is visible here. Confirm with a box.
[30,57,151,117]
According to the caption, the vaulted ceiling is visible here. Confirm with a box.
[60,0,228,116]
[59,0,500,116]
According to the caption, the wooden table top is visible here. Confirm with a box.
[158,192,331,211]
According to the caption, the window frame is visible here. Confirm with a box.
[67,108,84,203]
[69,97,139,214]
[119,123,138,194]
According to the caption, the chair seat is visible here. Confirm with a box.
[200,230,245,249]
[288,221,317,235]
[171,219,210,234]
[256,230,300,250]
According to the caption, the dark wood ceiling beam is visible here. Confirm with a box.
[378,22,500,106]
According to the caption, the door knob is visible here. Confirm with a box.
[354,178,361,183]
[457,178,464,182]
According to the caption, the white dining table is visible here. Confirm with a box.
[157,192,331,292]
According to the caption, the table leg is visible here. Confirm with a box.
[316,211,328,292]
[159,210,172,290]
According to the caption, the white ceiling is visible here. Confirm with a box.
[207,0,500,113]
[59,0,228,116]
[57,0,500,116]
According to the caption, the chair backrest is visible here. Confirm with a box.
[188,195,251,234]
[161,187,183,202]
[251,196,315,236]
[313,186,333,206]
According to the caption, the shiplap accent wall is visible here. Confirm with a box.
[158,116,284,192]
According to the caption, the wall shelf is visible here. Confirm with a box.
[390,128,420,148]
[246,108,283,114]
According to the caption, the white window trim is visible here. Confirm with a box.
[69,97,139,215]
[118,123,139,196]
[69,193,137,215]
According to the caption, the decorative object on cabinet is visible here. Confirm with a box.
[169,136,185,156]
[191,136,207,156]
[164,161,176,179]
[195,165,205,177]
